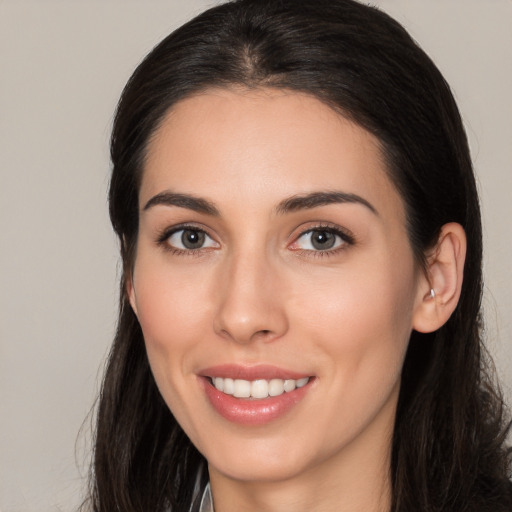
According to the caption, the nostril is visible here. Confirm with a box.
[256,329,271,337]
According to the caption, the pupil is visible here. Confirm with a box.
[182,230,205,249]
[311,231,335,250]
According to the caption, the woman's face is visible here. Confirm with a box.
[129,88,425,484]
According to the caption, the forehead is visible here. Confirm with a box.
[141,87,404,222]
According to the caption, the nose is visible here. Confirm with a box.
[213,250,289,345]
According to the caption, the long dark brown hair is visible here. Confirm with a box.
[84,0,512,510]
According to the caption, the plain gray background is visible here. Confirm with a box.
[1,1,511,511]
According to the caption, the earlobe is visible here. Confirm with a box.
[126,274,138,317]
[412,222,467,333]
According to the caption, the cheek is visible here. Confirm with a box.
[131,259,216,437]
[294,250,417,377]
[293,254,417,432]
[133,254,206,333]
[131,258,212,379]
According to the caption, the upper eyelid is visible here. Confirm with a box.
[160,222,212,235]
[292,222,355,241]
[298,225,348,235]
[157,223,217,244]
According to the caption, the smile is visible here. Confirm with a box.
[210,376,310,399]
[200,365,314,425]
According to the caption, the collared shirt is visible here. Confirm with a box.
[198,483,214,512]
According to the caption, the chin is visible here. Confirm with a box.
[198,423,337,485]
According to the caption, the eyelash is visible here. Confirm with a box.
[156,222,355,258]
[156,224,218,257]
[290,223,355,258]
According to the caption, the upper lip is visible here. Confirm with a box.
[198,364,311,381]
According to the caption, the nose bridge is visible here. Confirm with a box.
[214,243,288,344]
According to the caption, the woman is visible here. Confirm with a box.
[85,0,512,510]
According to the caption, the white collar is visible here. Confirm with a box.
[199,482,214,512]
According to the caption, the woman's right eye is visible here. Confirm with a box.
[164,228,219,252]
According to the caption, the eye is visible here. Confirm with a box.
[165,227,218,251]
[290,226,353,252]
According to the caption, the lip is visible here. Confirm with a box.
[198,364,314,426]
[199,364,310,381]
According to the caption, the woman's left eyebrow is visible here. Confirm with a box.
[275,191,378,216]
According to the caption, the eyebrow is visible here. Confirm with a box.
[143,189,377,217]
[275,191,378,215]
[143,192,220,216]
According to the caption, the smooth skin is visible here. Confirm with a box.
[128,88,466,512]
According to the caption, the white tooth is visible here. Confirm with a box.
[268,379,285,396]
[251,379,269,399]
[283,379,296,392]
[223,378,234,395]
[233,379,251,398]
[296,377,309,388]
[213,377,224,392]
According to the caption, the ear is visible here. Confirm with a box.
[412,222,466,333]
[126,272,139,317]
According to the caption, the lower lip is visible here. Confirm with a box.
[201,377,313,426]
